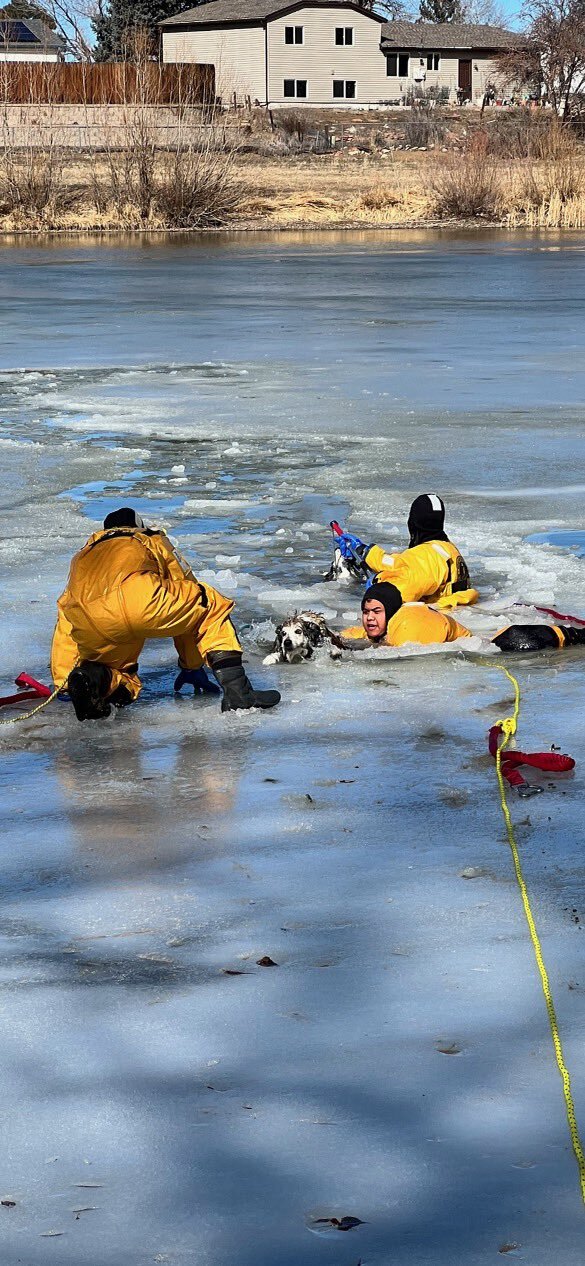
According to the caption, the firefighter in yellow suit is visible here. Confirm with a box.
[336,493,478,609]
[341,582,471,648]
[51,507,280,721]
[341,581,585,655]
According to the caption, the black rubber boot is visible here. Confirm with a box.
[68,661,112,721]
[561,625,585,647]
[208,652,281,713]
[108,684,134,709]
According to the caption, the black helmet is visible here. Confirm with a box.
[103,507,145,531]
[407,494,447,547]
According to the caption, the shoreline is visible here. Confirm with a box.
[0,218,565,237]
[3,107,585,235]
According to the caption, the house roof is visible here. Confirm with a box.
[381,20,520,50]
[161,0,385,28]
[0,14,65,46]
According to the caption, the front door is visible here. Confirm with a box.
[458,59,472,101]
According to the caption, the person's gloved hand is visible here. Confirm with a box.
[336,531,368,563]
[174,667,220,695]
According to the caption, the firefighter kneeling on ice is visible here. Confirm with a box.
[51,507,281,721]
[342,581,585,654]
[336,493,478,610]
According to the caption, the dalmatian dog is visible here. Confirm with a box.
[323,546,364,585]
[263,611,344,665]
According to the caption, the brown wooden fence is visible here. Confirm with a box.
[0,62,215,104]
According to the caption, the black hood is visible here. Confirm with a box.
[407,493,449,547]
[103,507,145,531]
[361,582,403,639]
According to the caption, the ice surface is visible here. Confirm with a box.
[1,233,585,1265]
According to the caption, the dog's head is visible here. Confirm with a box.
[323,547,364,586]
[264,611,339,665]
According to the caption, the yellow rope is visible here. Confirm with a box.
[495,666,585,1203]
[0,680,66,727]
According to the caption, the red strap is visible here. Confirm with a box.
[0,690,43,709]
[533,604,585,627]
[500,762,526,787]
[489,723,575,789]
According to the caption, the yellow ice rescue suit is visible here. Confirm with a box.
[342,602,471,648]
[364,539,478,609]
[51,526,240,700]
[341,579,585,655]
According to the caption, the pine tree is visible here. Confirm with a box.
[92,0,200,60]
[418,0,463,19]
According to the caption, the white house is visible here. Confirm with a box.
[160,0,518,107]
[0,14,65,61]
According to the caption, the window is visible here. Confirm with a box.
[284,24,303,43]
[283,78,307,97]
[386,52,409,76]
[333,79,356,98]
[426,52,440,70]
[335,26,353,45]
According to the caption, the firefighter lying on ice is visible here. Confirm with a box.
[336,493,479,609]
[51,507,280,721]
[341,581,585,653]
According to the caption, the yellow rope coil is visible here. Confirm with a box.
[495,666,585,1204]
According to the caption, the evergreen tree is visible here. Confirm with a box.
[418,0,463,19]
[92,0,201,60]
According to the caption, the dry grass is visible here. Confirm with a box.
[505,156,585,228]
[1,114,585,231]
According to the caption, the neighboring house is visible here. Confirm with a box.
[160,0,517,107]
[382,21,517,105]
[0,15,65,61]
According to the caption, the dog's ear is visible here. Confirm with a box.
[269,623,284,654]
[304,619,324,645]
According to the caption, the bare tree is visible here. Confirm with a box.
[460,0,507,23]
[356,0,415,18]
[498,0,585,118]
[43,0,93,58]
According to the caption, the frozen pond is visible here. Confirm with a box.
[1,230,585,1264]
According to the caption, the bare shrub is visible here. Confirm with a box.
[155,150,246,228]
[482,112,580,159]
[431,154,500,219]
[92,35,245,228]
[278,111,307,143]
[0,148,81,222]
[402,101,445,148]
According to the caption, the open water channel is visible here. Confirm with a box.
[1,230,585,1264]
